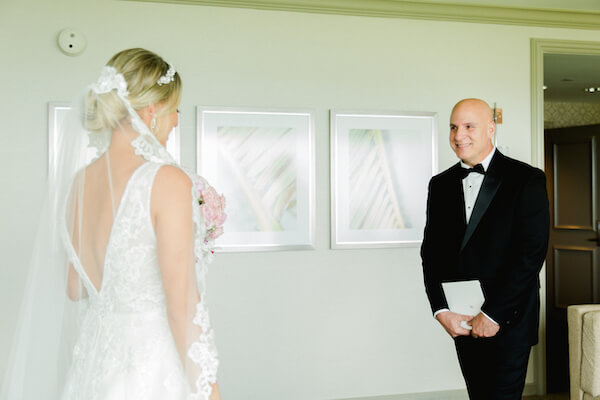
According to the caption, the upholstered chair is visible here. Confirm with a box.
[568,304,600,400]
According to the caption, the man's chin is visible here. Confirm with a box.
[454,151,472,162]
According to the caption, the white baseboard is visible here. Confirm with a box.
[334,390,467,400]
[334,383,538,400]
[523,382,539,396]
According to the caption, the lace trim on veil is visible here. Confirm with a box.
[88,66,219,398]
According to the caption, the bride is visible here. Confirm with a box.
[2,49,224,399]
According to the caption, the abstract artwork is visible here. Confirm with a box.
[331,110,437,248]
[197,107,315,251]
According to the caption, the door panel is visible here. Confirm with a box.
[553,246,596,307]
[545,124,600,393]
[553,139,595,229]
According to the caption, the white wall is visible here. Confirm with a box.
[2,1,600,399]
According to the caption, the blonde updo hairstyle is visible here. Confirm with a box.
[85,48,182,133]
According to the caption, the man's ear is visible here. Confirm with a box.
[488,120,496,139]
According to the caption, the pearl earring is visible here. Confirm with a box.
[150,116,157,132]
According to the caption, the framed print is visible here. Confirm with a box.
[197,107,315,252]
[48,102,181,181]
[330,110,437,249]
[48,102,77,182]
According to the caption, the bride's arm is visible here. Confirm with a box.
[153,165,193,362]
[152,165,220,399]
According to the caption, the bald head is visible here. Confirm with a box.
[449,98,495,166]
[452,98,494,121]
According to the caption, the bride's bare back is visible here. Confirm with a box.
[68,125,145,296]
[77,130,145,292]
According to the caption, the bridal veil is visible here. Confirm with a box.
[1,49,219,399]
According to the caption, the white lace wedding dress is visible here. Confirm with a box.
[1,65,219,400]
[60,161,209,400]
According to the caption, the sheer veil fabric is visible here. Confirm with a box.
[2,61,219,399]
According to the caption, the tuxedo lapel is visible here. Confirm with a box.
[448,163,468,230]
[454,166,467,228]
[460,152,504,252]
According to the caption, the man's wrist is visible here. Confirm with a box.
[481,311,499,325]
[433,308,450,319]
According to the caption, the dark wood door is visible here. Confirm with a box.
[545,124,600,393]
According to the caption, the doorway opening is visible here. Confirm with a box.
[531,39,600,396]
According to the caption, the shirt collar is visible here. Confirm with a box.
[460,147,496,172]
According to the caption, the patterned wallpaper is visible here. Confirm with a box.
[545,101,600,129]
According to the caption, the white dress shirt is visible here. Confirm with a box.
[434,148,498,325]
[461,147,495,224]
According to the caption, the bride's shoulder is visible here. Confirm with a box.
[153,164,192,199]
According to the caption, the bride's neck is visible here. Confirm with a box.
[108,124,143,161]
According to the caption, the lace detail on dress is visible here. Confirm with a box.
[61,163,187,400]
[61,161,221,400]
[188,177,219,399]
[130,131,176,166]
[88,130,110,158]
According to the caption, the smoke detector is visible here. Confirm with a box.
[57,28,86,56]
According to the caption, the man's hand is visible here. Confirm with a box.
[435,311,474,338]
[470,312,500,338]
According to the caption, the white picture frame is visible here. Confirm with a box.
[330,109,438,249]
[197,107,315,252]
[48,102,75,182]
[48,102,181,181]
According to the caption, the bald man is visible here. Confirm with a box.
[421,99,549,399]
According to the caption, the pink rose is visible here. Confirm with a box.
[188,172,226,245]
[208,226,224,240]
[192,178,227,242]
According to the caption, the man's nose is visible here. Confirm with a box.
[455,127,467,139]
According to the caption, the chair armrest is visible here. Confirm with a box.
[568,305,600,400]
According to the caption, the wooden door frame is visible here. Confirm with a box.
[531,38,600,395]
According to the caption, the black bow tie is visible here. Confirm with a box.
[460,163,485,179]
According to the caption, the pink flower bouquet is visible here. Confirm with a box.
[191,174,227,243]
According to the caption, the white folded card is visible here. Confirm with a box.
[442,280,485,330]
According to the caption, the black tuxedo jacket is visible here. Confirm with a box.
[421,150,549,346]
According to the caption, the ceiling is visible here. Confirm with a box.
[416,0,600,12]
[544,54,600,104]
[129,0,600,30]
[155,0,600,13]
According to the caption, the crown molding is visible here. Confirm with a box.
[124,0,600,30]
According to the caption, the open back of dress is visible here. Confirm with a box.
[69,154,144,295]
[62,159,190,400]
